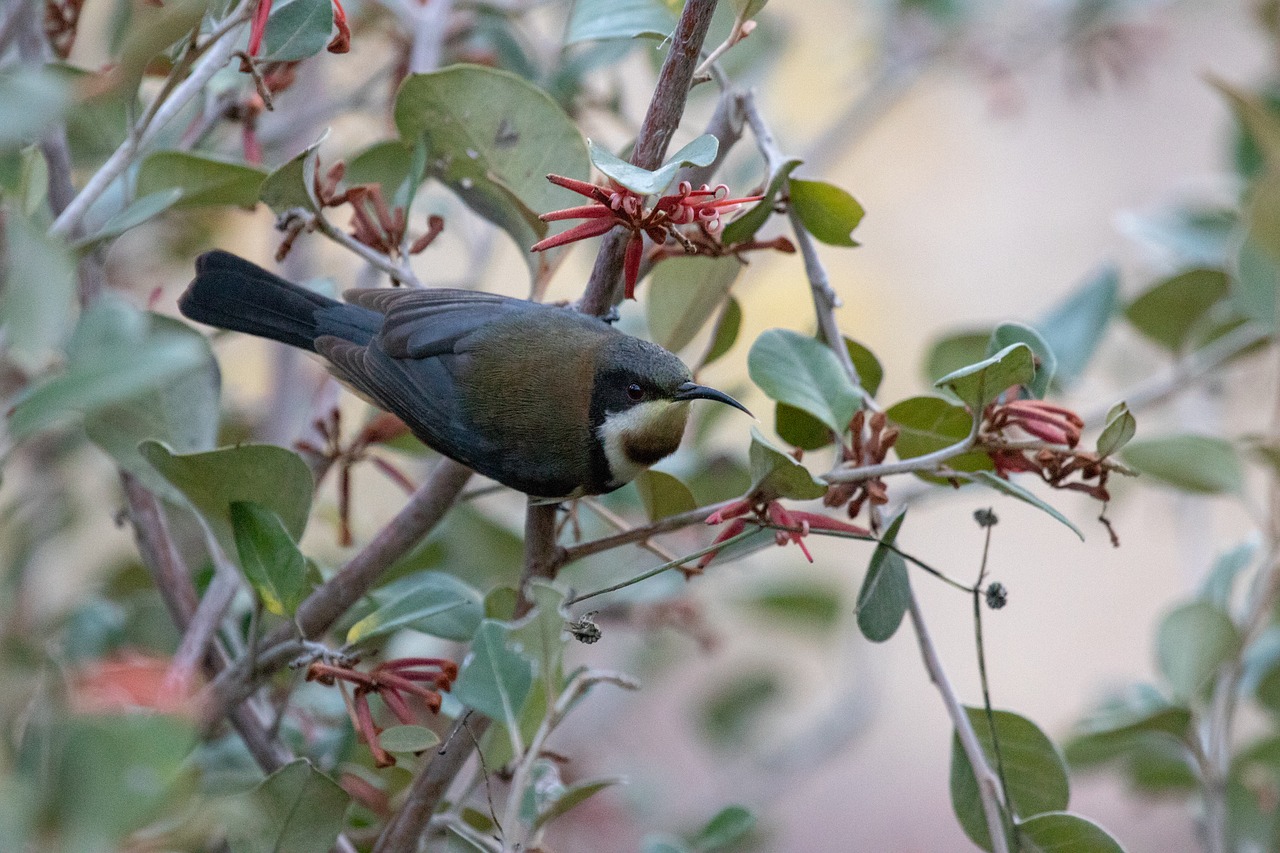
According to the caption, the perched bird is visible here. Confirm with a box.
[179,251,749,499]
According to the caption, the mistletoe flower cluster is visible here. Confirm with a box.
[699,497,870,569]
[530,175,762,299]
[307,656,457,768]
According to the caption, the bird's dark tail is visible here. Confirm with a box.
[179,250,379,351]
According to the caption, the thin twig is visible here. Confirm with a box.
[566,528,759,606]
[823,418,979,484]
[577,0,721,316]
[560,497,737,563]
[48,5,251,238]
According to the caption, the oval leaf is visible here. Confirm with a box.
[1156,601,1241,701]
[1095,402,1136,457]
[987,322,1056,399]
[789,178,864,246]
[1121,434,1243,495]
[262,0,334,62]
[378,725,441,754]
[950,708,1070,851]
[935,343,1036,411]
[565,0,677,44]
[236,760,350,853]
[230,501,311,617]
[135,151,267,209]
[748,329,860,434]
[346,571,484,644]
[721,158,801,245]
[700,296,743,369]
[1038,265,1119,386]
[747,427,827,501]
[1018,812,1125,853]
[452,619,534,729]
[634,469,697,521]
[588,134,718,196]
[647,255,742,353]
[856,511,910,642]
[1125,267,1230,352]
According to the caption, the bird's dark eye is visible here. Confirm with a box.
[626,383,644,401]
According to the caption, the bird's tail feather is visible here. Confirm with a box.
[179,250,373,351]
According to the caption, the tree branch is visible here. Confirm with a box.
[577,0,721,316]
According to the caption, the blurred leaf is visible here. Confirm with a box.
[1156,601,1240,701]
[1128,206,1239,268]
[1017,812,1125,853]
[345,139,428,210]
[856,510,909,642]
[453,619,534,728]
[925,330,991,384]
[698,671,779,749]
[969,471,1084,541]
[395,67,589,279]
[730,0,768,20]
[484,586,519,621]
[1234,172,1280,330]
[78,188,183,246]
[721,158,801,245]
[694,804,757,851]
[588,134,718,196]
[845,337,884,397]
[1125,267,1230,352]
[634,469,697,521]
[935,343,1035,411]
[1095,402,1136,458]
[260,130,329,213]
[642,836,693,853]
[747,426,827,500]
[55,713,196,851]
[262,0,334,62]
[532,776,624,831]
[508,581,568,708]
[775,402,832,450]
[1038,265,1119,386]
[987,322,1055,399]
[789,178,864,246]
[700,296,742,368]
[1218,80,1280,169]
[135,151,266,208]
[1070,684,1191,753]
[1121,434,1243,495]
[379,725,440,754]
[346,571,483,644]
[738,580,842,633]
[233,759,350,853]
[566,0,677,43]
[230,501,310,617]
[748,328,860,433]
[647,255,742,353]
[114,0,210,95]
[0,67,70,151]
[0,212,78,372]
[9,297,206,439]
[885,396,989,469]
[1200,539,1258,609]
[139,441,313,555]
[950,707,1069,851]
[84,313,219,500]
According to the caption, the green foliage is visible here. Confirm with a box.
[721,158,801,244]
[698,671,780,749]
[925,330,991,384]
[935,343,1036,411]
[885,396,992,474]
[1096,402,1136,457]
[788,178,864,246]
[856,511,910,641]
[950,707,1070,851]
[700,296,743,368]
[346,571,484,644]
[634,469,698,520]
[1156,601,1241,700]
[394,66,590,277]
[232,760,351,853]
[747,427,827,500]
[1018,812,1125,853]
[135,151,267,209]
[378,725,441,754]
[453,619,535,728]
[1038,265,1119,386]
[647,255,742,353]
[749,328,860,434]
[1121,434,1244,495]
[0,67,70,152]
[230,501,311,617]
[987,322,1056,399]
[531,776,625,831]
[588,134,719,195]
[261,0,334,62]
[738,579,843,633]
[693,805,758,850]
[566,0,678,43]
[1124,268,1230,352]
[1,211,78,371]
[260,131,328,213]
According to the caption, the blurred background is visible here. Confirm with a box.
[8,0,1279,849]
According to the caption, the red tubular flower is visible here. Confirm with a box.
[327,0,350,53]
[697,517,747,569]
[248,0,272,57]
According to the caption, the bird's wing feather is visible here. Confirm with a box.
[343,288,530,359]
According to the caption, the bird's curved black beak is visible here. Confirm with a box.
[673,381,752,416]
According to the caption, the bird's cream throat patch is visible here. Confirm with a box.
[597,400,690,487]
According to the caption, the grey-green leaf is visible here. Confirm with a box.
[789,178,864,247]
[647,255,742,353]
[748,329,860,434]
[1038,265,1119,386]
[721,158,801,245]
[378,725,441,754]
[856,511,910,642]
[934,343,1036,411]
[1095,402,1136,458]
[747,426,827,501]
[234,759,350,853]
[1018,812,1126,853]
[565,0,677,44]
[1125,267,1230,352]
[262,0,334,62]
[230,501,311,617]
[1121,434,1243,495]
[588,134,718,196]
[135,151,267,209]
[634,470,697,521]
[987,322,1056,399]
[694,804,757,851]
[346,571,484,644]
[1156,601,1241,701]
[453,619,534,729]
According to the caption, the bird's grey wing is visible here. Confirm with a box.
[315,334,500,472]
[343,288,529,359]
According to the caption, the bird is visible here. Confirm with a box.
[178,250,750,499]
